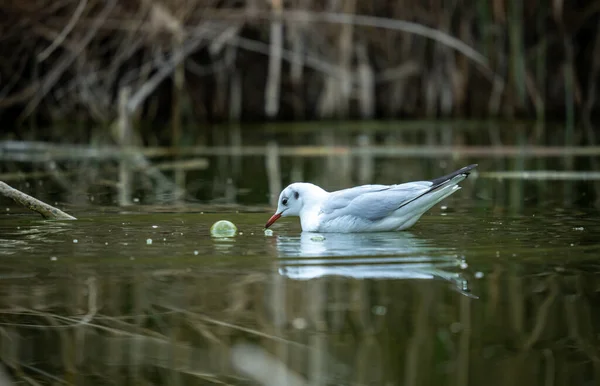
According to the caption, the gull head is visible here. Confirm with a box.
[265,183,326,229]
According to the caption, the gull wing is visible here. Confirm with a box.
[320,182,433,222]
[319,164,478,222]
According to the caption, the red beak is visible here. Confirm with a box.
[265,212,282,229]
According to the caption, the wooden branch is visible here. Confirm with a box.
[0,181,76,220]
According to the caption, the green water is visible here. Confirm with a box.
[1,122,600,385]
[1,201,599,385]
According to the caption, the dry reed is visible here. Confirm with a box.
[0,0,597,142]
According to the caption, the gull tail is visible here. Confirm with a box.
[428,163,478,189]
[417,163,478,205]
[394,164,478,230]
[399,164,478,210]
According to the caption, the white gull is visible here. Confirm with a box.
[265,164,477,233]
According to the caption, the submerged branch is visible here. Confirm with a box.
[0,181,76,220]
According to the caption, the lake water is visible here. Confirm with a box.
[1,122,600,385]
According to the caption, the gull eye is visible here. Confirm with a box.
[294,191,299,199]
[282,197,288,206]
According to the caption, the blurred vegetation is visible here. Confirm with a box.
[1,0,599,143]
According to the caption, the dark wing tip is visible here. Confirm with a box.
[456,164,478,175]
[429,164,478,188]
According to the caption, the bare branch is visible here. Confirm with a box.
[0,181,77,220]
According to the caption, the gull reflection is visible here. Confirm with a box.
[275,231,447,258]
[275,232,477,298]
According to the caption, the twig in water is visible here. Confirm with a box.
[0,181,76,220]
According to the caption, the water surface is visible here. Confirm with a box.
[1,121,600,385]
[1,201,599,386]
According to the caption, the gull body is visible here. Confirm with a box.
[265,164,477,233]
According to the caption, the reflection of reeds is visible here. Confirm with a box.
[0,264,599,384]
[0,0,595,133]
[5,141,600,161]
[3,126,600,209]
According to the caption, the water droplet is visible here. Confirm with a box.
[292,318,308,329]
[193,250,199,255]
[152,225,158,229]
[372,305,387,315]
[5,208,9,212]
[133,198,140,203]
[105,242,108,245]
[475,271,484,279]
[264,229,273,236]
[73,239,78,243]
[441,205,448,210]
[146,239,153,245]
[573,227,584,231]
[460,262,468,269]
[450,322,463,333]
[50,256,57,261]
